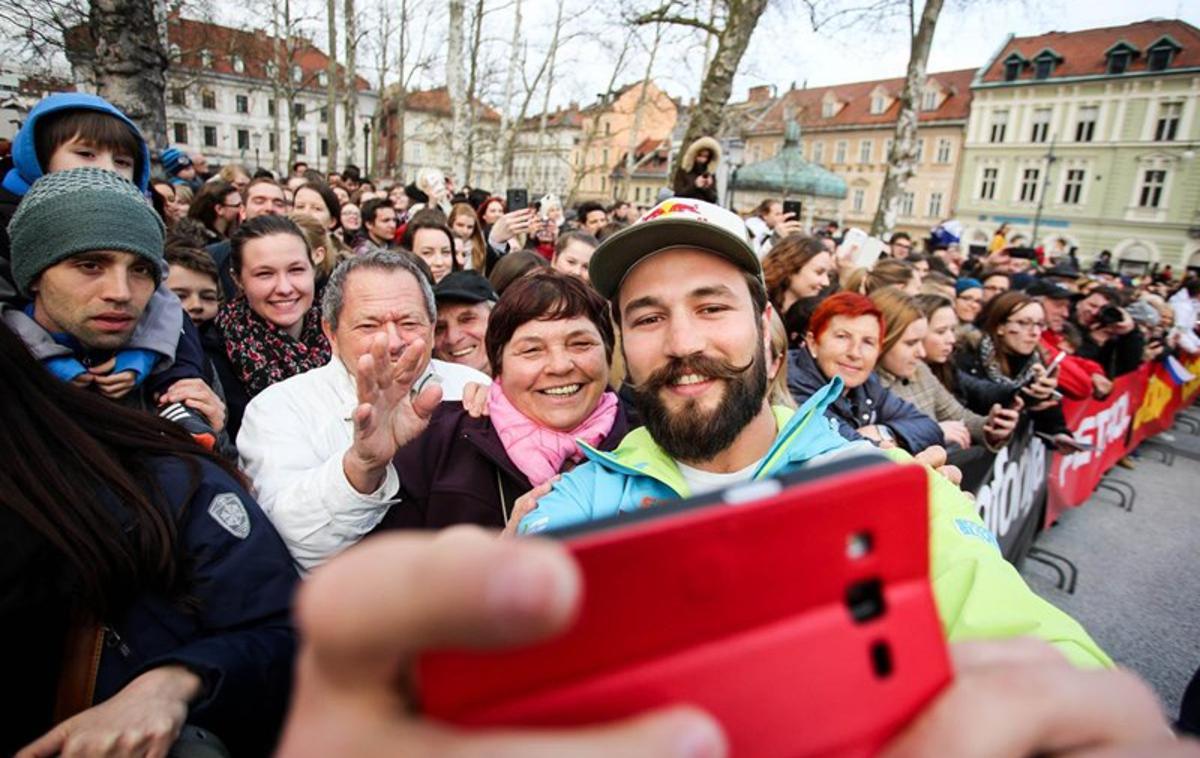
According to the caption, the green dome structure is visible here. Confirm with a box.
[734,122,847,199]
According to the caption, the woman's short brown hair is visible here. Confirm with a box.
[485,270,614,376]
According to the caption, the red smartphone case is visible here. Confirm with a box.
[417,462,951,757]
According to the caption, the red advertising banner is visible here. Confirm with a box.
[1131,353,1200,447]
[1045,369,1146,527]
[1045,352,1200,528]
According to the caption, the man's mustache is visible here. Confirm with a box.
[628,352,756,394]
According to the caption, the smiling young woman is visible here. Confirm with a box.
[209,215,330,438]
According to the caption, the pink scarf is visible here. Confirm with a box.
[488,381,619,487]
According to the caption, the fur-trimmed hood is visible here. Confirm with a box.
[680,136,722,172]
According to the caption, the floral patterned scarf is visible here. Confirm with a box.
[978,332,1041,391]
[215,295,330,397]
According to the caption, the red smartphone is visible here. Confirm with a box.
[416,456,951,757]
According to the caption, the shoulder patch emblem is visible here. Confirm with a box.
[208,492,251,540]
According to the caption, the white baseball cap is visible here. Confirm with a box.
[588,198,761,300]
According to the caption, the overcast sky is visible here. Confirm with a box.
[204,0,1200,112]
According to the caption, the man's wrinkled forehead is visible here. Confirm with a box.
[616,246,748,315]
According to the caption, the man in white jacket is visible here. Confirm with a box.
[238,251,489,571]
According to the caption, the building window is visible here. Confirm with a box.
[170,87,186,107]
[899,191,914,217]
[927,191,943,218]
[295,135,307,155]
[201,90,216,110]
[1004,60,1021,81]
[236,94,249,114]
[869,95,886,115]
[859,139,872,163]
[822,100,836,118]
[1061,168,1085,204]
[1034,56,1055,79]
[200,49,212,68]
[834,140,847,163]
[1155,102,1182,141]
[812,141,825,164]
[990,110,1008,143]
[1138,169,1166,208]
[320,138,329,157]
[935,138,951,164]
[237,129,250,150]
[883,139,893,159]
[852,188,865,212]
[318,71,329,87]
[1147,44,1176,72]
[921,89,938,111]
[1030,108,1051,143]
[320,106,328,123]
[1075,106,1098,142]
[268,99,277,117]
[979,167,998,200]
[203,125,218,148]
[232,54,245,74]
[914,138,924,162]
[1019,167,1040,202]
[172,122,188,144]
[1107,50,1131,75]
[292,102,306,120]
[269,132,277,153]
[291,65,303,84]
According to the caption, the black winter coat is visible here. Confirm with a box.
[0,455,298,756]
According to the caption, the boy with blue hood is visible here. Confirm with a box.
[0,93,221,446]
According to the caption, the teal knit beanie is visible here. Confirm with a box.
[8,167,165,297]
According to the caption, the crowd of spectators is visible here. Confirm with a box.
[2,93,1199,756]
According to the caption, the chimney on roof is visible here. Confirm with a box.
[748,85,771,102]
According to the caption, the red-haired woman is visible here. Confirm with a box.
[786,291,944,453]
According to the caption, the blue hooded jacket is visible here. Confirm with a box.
[2,92,151,196]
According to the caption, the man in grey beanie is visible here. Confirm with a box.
[3,167,226,444]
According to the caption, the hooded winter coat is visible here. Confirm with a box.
[0,93,196,386]
[672,136,722,203]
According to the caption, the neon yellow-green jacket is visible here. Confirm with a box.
[521,379,1110,667]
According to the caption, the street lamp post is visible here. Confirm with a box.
[362,121,371,174]
[1031,136,1057,249]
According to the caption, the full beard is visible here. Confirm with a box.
[627,342,769,465]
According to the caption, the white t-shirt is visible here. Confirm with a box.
[676,457,764,496]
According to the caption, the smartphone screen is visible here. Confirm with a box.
[782,199,803,219]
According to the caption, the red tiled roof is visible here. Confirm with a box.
[388,86,501,122]
[166,17,371,92]
[979,19,1200,83]
[522,105,584,129]
[746,68,975,135]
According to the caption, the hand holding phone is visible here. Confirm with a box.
[417,461,952,756]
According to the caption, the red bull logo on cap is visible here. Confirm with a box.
[639,199,706,224]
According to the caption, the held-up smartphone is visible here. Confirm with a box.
[1044,351,1067,376]
[782,199,803,219]
[1037,432,1093,453]
[416,456,951,757]
[505,188,529,213]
